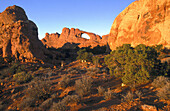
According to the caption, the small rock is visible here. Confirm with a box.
[141,104,157,111]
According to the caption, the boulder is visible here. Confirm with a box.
[0,5,58,63]
[108,0,170,50]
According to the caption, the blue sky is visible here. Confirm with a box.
[0,0,135,39]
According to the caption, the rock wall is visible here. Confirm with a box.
[108,0,170,50]
[0,5,56,62]
[41,28,108,49]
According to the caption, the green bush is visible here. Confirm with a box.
[13,72,33,84]
[77,49,93,62]
[105,44,164,87]
[75,76,93,97]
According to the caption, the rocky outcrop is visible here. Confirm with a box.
[108,0,170,50]
[41,28,108,49]
[0,5,57,62]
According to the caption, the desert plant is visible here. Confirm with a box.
[17,97,35,110]
[122,91,134,102]
[59,75,71,88]
[62,95,80,105]
[104,88,114,100]
[8,62,19,75]
[39,98,53,110]
[152,76,169,88]
[135,90,143,100]
[77,49,93,62]
[16,64,27,74]
[50,101,67,111]
[156,82,170,100]
[105,44,164,87]
[0,56,4,64]
[97,86,105,96]
[67,67,79,74]
[27,77,52,100]
[92,56,100,67]
[13,72,33,84]
[75,76,93,97]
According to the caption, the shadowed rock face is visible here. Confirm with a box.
[0,5,54,62]
[108,0,170,50]
[41,28,108,49]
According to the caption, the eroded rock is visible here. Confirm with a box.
[0,5,58,63]
[41,28,108,49]
[108,0,170,50]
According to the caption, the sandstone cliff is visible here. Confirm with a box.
[41,28,108,49]
[0,5,57,62]
[108,0,170,50]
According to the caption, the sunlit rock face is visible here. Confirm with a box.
[0,5,53,62]
[41,28,108,48]
[108,0,170,50]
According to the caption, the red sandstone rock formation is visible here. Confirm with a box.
[0,5,57,62]
[41,28,108,49]
[108,0,170,50]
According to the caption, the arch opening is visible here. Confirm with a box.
[81,33,90,39]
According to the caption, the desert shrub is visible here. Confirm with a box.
[97,86,105,96]
[104,89,114,100]
[62,95,80,105]
[50,101,67,111]
[27,77,52,100]
[67,67,79,74]
[13,72,33,84]
[39,98,53,110]
[135,90,143,100]
[105,44,164,87]
[97,107,107,111]
[87,67,101,73]
[75,76,93,97]
[152,76,169,88]
[8,62,19,75]
[121,91,134,102]
[0,56,4,64]
[92,56,100,67]
[16,64,27,74]
[86,67,100,77]
[59,75,71,88]
[17,97,35,110]
[157,83,170,100]
[77,49,93,62]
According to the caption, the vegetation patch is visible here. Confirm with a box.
[75,76,93,97]
[105,44,166,87]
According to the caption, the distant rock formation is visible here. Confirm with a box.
[41,28,108,49]
[0,5,57,62]
[108,0,170,50]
